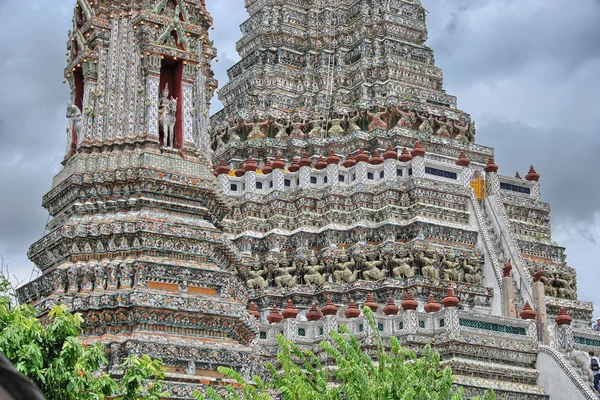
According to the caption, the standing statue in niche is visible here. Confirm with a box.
[159,83,177,148]
[66,104,83,147]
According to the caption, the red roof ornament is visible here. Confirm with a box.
[355,146,370,163]
[383,144,398,160]
[281,299,298,319]
[342,153,357,168]
[289,157,300,172]
[321,296,338,316]
[401,289,418,311]
[456,151,470,167]
[248,301,260,320]
[424,294,441,313]
[215,160,230,175]
[234,163,246,177]
[267,305,283,324]
[441,284,460,308]
[519,301,537,320]
[410,141,425,157]
[262,158,273,175]
[244,156,258,172]
[315,154,328,170]
[344,300,361,319]
[363,293,379,312]
[369,150,384,165]
[327,148,341,165]
[484,156,498,173]
[398,147,413,162]
[299,150,312,168]
[555,307,573,326]
[515,171,522,179]
[383,297,399,316]
[306,302,323,321]
[525,165,540,181]
[272,153,286,170]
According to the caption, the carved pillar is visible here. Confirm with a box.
[355,162,367,183]
[383,158,396,181]
[272,169,285,191]
[327,163,338,187]
[502,275,517,318]
[181,63,196,147]
[322,315,338,339]
[533,280,549,344]
[411,157,425,178]
[404,310,418,335]
[299,166,311,189]
[142,55,161,138]
[80,60,98,144]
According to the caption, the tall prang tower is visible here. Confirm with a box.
[17,0,258,397]
[209,0,599,399]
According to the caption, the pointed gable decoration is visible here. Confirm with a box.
[153,0,190,23]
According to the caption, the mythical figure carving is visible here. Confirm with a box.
[462,256,483,286]
[333,252,358,283]
[416,251,438,279]
[159,83,177,148]
[391,252,415,279]
[362,253,385,281]
[552,272,577,300]
[274,257,296,288]
[66,104,83,146]
[441,251,460,281]
[435,116,452,138]
[303,256,326,285]
[417,111,434,134]
[247,261,268,289]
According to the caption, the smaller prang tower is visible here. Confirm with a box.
[18,0,257,396]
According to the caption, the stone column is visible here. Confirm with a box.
[181,63,196,148]
[322,315,338,339]
[142,55,161,139]
[533,280,549,344]
[502,276,517,318]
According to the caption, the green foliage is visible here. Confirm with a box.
[0,260,167,400]
[194,307,496,400]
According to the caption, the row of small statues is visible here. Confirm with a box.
[535,269,578,300]
[212,105,476,150]
[245,250,483,289]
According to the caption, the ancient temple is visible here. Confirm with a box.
[17,0,600,399]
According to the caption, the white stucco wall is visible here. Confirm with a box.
[536,351,588,400]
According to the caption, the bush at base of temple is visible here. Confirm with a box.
[193,307,496,400]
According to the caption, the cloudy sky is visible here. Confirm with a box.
[0,0,598,313]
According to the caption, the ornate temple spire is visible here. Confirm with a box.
[212,0,472,146]
[64,0,217,159]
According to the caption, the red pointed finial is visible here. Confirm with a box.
[234,162,246,177]
[288,156,300,172]
[555,307,573,326]
[370,150,384,165]
[327,148,341,165]
[299,150,312,167]
[342,153,357,168]
[401,289,418,311]
[215,160,230,175]
[399,147,413,162]
[248,301,260,320]
[484,156,498,173]
[424,294,441,313]
[456,151,470,167]
[306,302,323,321]
[315,154,328,170]
[441,283,460,308]
[321,296,338,316]
[262,158,273,174]
[272,153,286,170]
[410,141,425,157]
[525,165,540,181]
[383,297,399,316]
[383,144,397,160]
[363,293,379,312]
[344,300,361,318]
[520,301,537,320]
[282,299,299,319]
[355,146,370,163]
[245,155,258,172]
[267,304,283,324]
[515,171,522,179]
